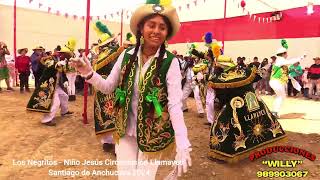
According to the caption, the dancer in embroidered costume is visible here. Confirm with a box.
[71,0,191,179]
[27,38,76,126]
[207,50,287,163]
[91,21,136,155]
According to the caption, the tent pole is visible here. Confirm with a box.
[14,0,17,86]
[222,0,227,51]
[83,0,91,124]
[120,9,124,46]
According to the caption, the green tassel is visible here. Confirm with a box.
[126,33,132,41]
[281,39,288,49]
[146,0,160,4]
[96,21,112,37]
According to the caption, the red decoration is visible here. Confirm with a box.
[47,7,51,13]
[73,15,77,20]
[90,16,93,21]
[241,0,246,8]
[56,10,60,16]
[81,16,85,21]
[65,13,68,18]
[241,0,246,12]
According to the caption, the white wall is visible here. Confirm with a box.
[0,5,131,55]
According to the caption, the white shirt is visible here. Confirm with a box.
[87,46,191,150]
[274,56,304,67]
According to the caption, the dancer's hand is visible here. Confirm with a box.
[69,53,93,77]
[63,81,69,88]
[56,60,66,67]
[175,148,192,176]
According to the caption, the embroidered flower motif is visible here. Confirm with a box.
[160,132,171,139]
[38,91,46,98]
[104,100,114,115]
[154,77,161,87]
[146,118,153,128]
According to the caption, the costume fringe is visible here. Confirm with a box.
[95,46,125,71]
[142,141,176,161]
[208,135,287,164]
[112,131,120,144]
[208,68,257,89]
[95,129,116,142]
[26,108,50,113]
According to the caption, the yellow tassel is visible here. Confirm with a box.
[160,0,172,6]
[212,43,221,58]
[93,25,103,36]
[129,36,136,44]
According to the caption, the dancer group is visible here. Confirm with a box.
[22,0,309,179]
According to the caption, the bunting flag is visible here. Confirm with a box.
[24,0,209,22]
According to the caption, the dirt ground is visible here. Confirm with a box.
[0,88,319,180]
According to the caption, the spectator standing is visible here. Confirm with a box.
[306,57,320,99]
[16,48,31,93]
[30,46,45,88]
[0,42,14,91]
